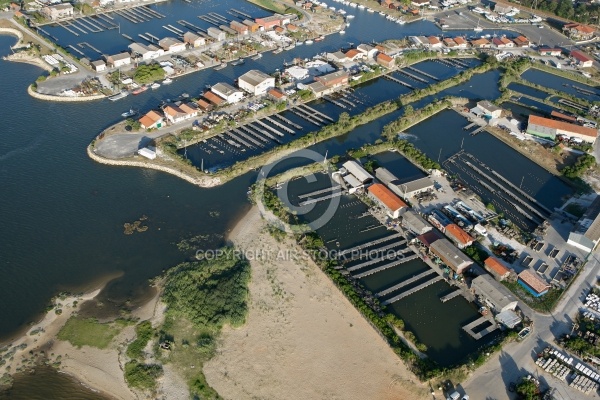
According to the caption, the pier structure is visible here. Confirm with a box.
[440,289,463,303]
[396,68,428,84]
[462,316,499,340]
[354,254,419,278]
[407,66,439,81]
[337,233,404,258]
[381,275,444,305]
[376,269,437,297]
[383,73,413,89]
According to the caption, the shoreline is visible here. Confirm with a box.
[28,84,106,102]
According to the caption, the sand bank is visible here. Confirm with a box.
[204,206,429,400]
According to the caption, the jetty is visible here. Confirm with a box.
[229,8,252,19]
[298,104,334,122]
[264,116,295,134]
[440,289,463,303]
[407,66,439,81]
[298,185,342,199]
[397,69,428,83]
[67,45,85,56]
[233,128,263,147]
[142,5,165,18]
[289,107,322,126]
[323,95,347,109]
[341,239,408,262]
[163,25,183,36]
[58,21,80,36]
[209,12,229,23]
[347,248,414,272]
[337,233,404,257]
[254,119,285,137]
[224,131,254,149]
[240,124,272,144]
[462,316,498,340]
[274,113,302,130]
[299,191,343,206]
[198,15,221,27]
[354,254,419,278]
[146,32,160,41]
[383,73,413,89]
[381,275,444,305]
[376,270,437,297]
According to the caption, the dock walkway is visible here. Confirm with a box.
[440,289,462,303]
[354,254,419,278]
[381,276,443,305]
[337,233,404,257]
[298,191,342,206]
[347,248,413,272]
[376,270,437,297]
[383,73,413,89]
[341,239,407,262]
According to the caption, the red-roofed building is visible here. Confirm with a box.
[571,50,594,68]
[470,38,491,48]
[268,87,287,101]
[427,36,442,48]
[196,98,212,112]
[492,37,514,48]
[445,223,474,249]
[416,230,442,247]
[513,36,529,47]
[376,53,394,68]
[454,36,468,48]
[345,48,362,61]
[138,110,164,130]
[563,23,595,40]
[367,183,408,218]
[518,270,550,297]
[203,91,225,106]
[527,114,597,143]
[484,257,511,281]
[443,38,457,48]
[551,110,577,123]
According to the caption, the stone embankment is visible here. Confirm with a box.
[28,85,106,102]
[87,145,221,188]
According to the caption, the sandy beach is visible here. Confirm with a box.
[203,206,429,400]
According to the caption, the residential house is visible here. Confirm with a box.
[492,37,514,48]
[287,23,299,32]
[538,48,561,56]
[90,60,106,72]
[105,52,131,68]
[427,36,442,49]
[139,110,164,130]
[571,50,594,68]
[470,38,491,48]
[345,48,363,61]
[41,3,73,20]
[513,35,529,47]
[238,69,275,96]
[196,98,213,112]
[376,53,394,68]
[563,23,595,41]
[211,82,244,104]
[163,104,196,124]
[183,32,205,48]
[443,38,457,48]
[158,37,186,54]
[454,36,468,48]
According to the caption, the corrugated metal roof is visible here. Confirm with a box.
[342,160,373,183]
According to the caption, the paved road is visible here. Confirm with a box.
[464,249,600,400]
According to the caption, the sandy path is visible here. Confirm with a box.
[203,207,429,400]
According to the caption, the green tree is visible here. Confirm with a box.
[516,378,539,400]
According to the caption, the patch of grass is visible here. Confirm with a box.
[57,317,121,349]
[124,361,162,390]
[127,321,154,360]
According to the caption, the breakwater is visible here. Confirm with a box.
[28,85,106,102]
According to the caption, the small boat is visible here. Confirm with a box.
[296,40,303,45]
[121,108,137,117]
[338,9,346,14]
[349,2,357,7]
[346,14,355,19]
[367,8,374,12]
[379,11,385,15]
[474,18,483,32]
[231,58,245,66]
[132,85,148,95]
[315,35,325,42]
[339,30,345,34]
[214,62,227,70]
[162,78,173,85]
[305,39,314,45]
[151,82,161,90]
[357,4,365,9]
[108,91,128,102]
[397,18,406,25]
[251,53,263,60]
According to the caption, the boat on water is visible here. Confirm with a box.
[338,9,346,14]
[296,40,303,45]
[108,91,129,102]
[151,82,161,90]
[231,58,245,66]
[305,39,314,45]
[132,85,148,95]
[379,11,385,15]
[214,62,227,70]
[273,47,283,54]
[162,77,173,85]
[251,53,263,60]
[357,4,365,9]
[339,30,346,34]
[346,14,355,18]
[397,18,406,24]
[315,35,325,42]
[474,18,483,32]
[121,108,137,117]
[367,8,374,12]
